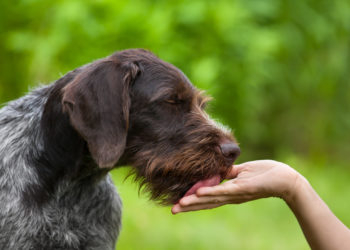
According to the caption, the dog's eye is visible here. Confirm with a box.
[164,98,183,105]
[165,99,177,104]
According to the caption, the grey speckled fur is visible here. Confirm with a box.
[0,86,122,250]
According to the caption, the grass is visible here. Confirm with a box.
[111,157,350,250]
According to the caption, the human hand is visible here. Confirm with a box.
[172,160,302,214]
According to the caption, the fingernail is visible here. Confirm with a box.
[171,205,179,214]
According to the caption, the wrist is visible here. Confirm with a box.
[283,173,310,206]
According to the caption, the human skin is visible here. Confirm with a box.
[172,160,350,250]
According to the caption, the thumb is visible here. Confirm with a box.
[225,165,239,179]
[225,163,247,179]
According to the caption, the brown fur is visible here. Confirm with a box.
[61,49,239,205]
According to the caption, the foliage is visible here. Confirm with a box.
[1,0,349,163]
[1,1,350,249]
[112,158,350,250]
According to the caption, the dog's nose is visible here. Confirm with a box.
[219,143,241,163]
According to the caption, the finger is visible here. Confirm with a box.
[196,182,240,196]
[179,194,231,207]
[225,163,249,179]
[234,160,270,171]
[172,202,229,214]
[225,165,239,179]
[171,203,181,214]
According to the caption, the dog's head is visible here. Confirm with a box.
[62,49,240,204]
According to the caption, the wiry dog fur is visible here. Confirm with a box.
[0,49,239,249]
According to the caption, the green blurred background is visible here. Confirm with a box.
[0,0,349,249]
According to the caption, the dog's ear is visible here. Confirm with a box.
[62,60,139,168]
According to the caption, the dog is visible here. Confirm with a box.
[0,49,240,250]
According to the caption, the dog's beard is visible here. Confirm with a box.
[128,147,230,205]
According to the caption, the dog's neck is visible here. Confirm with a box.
[0,77,108,207]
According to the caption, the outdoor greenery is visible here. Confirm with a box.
[112,158,349,250]
[0,0,349,249]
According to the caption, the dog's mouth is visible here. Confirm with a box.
[183,175,221,197]
[129,145,237,205]
[174,174,222,204]
[171,163,233,204]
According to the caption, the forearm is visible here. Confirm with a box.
[285,176,350,250]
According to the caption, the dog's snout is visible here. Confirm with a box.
[219,142,240,163]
